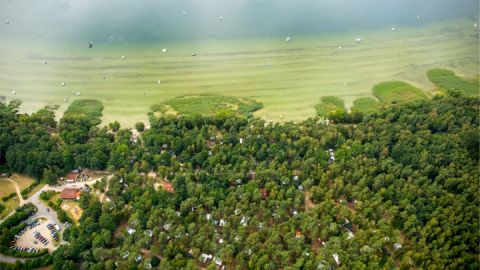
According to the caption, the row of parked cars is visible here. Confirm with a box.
[33,230,49,246]
[47,223,59,241]
[26,220,41,229]
[13,227,28,240]
[11,246,40,253]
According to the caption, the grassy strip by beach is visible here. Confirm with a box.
[427,69,479,96]
[315,96,345,116]
[63,99,104,124]
[352,97,381,114]
[156,95,263,116]
[373,81,428,104]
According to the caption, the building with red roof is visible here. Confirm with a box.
[61,188,81,200]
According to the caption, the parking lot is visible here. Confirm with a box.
[13,218,60,252]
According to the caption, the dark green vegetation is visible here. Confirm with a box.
[155,95,263,116]
[0,91,478,269]
[372,81,429,104]
[352,97,380,113]
[427,69,479,96]
[315,96,345,116]
[63,99,104,125]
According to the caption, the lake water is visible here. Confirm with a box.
[0,0,478,125]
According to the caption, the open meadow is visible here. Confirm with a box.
[0,19,478,126]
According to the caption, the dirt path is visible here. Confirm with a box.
[4,178,25,205]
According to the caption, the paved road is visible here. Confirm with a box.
[0,175,112,263]
[24,175,113,231]
[0,254,27,263]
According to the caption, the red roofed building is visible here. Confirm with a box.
[163,182,174,193]
[61,188,81,200]
[65,171,79,182]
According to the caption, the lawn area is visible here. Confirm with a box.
[0,195,20,219]
[160,95,263,116]
[9,173,35,190]
[373,81,429,104]
[427,69,479,96]
[352,97,381,114]
[61,201,83,224]
[0,178,16,199]
[63,99,104,125]
[315,96,345,116]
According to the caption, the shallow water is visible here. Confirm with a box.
[0,0,478,126]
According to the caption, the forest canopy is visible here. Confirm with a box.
[0,92,478,270]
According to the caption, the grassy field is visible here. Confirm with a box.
[0,179,16,199]
[0,19,478,126]
[315,96,345,116]
[373,81,429,104]
[9,174,35,191]
[427,69,479,96]
[0,178,20,218]
[352,97,381,113]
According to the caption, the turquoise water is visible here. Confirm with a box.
[0,0,478,43]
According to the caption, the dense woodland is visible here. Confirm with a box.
[0,91,478,270]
